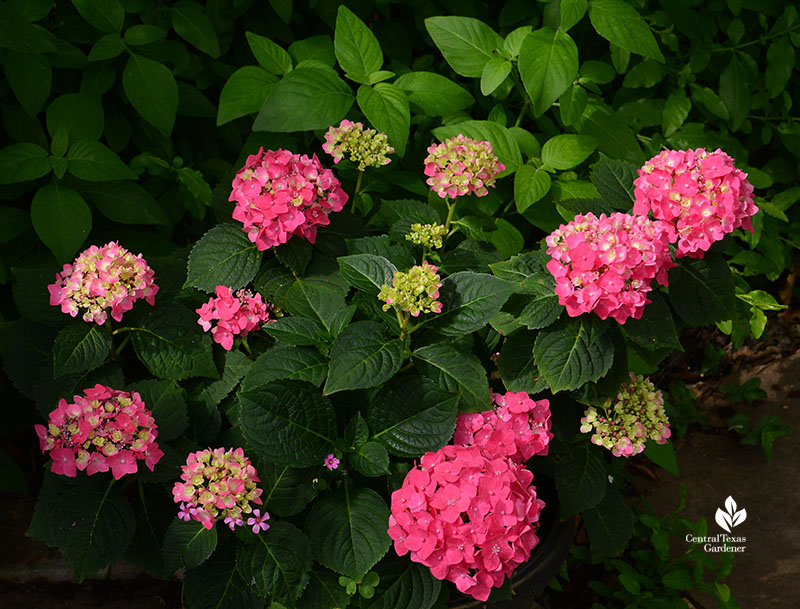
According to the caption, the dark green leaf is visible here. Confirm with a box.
[71,0,124,33]
[324,321,404,394]
[559,84,588,126]
[719,55,750,131]
[519,27,580,116]
[669,252,736,325]
[515,164,552,213]
[661,90,691,137]
[82,181,170,226]
[239,379,336,467]
[413,343,490,412]
[555,443,608,517]
[305,484,391,580]
[338,254,397,293]
[218,69,275,127]
[583,484,633,556]
[259,463,316,517]
[588,0,664,62]
[430,271,515,336]
[123,53,179,137]
[124,25,167,46]
[288,35,335,66]
[183,547,260,609]
[285,279,348,335]
[643,439,679,476]
[246,31,292,75]
[170,0,220,58]
[0,3,57,53]
[623,292,681,351]
[393,71,474,116]
[0,142,50,185]
[424,16,503,78]
[242,345,328,388]
[541,134,598,171]
[163,519,218,574]
[185,223,262,293]
[298,569,352,609]
[263,317,326,347]
[335,5,383,83]
[357,83,410,156]
[498,331,548,394]
[128,379,188,442]
[765,35,794,99]
[517,275,561,329]
[362,559,441,609]
[67,140,136,181]
[590,153,637,210]
[0,206,30,242]
[351,441,390,477]
[31,183,91,263]
[575,102,645,165]
[53,323,111,377]
[4,50,51,117]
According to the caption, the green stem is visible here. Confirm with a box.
[712,23,800,52]
[355,171,364,196]
[241,336,254,358]
[111,326,136,336]
[515,99,530,128]
[442,197,459,246]
[112,334,131,359]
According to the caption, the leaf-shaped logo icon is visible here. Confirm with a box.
[715,507,732,532]
[716,495,746,532]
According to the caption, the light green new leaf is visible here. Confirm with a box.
[123,53,179,137]
[519,28,579,117]
[425,16,503,78]
[541,134,598,170]
[170,0,220,58]
[561,0,588,31]
[394,71,474,116]
[335,5,383,83]
[588,0,664,62]
[31,184,91,263]
[246,31,293,75]
[357,83,410,156]
[661,90,691,137]
[515,164,552,213]
[481,57,512,95]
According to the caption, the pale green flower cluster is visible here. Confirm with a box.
[405,223,447,250]
[322,119,395,170]
[378,261,443,318]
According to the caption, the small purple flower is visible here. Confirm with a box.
[178,502,197,522]
[247,509,270,534]
[224,515,244,531]
[324,453,340,470]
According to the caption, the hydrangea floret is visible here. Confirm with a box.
[229,147,348,250]
[405,223,448,250]
[580,373,671,457]
[172,447,264,531]
[324,453,340,470]
[454,391,554,462]
[379,261,443,317]
[387,444,544,602]
[633,148,757,258]
[424,135,505,199]
[48,241,159,325]
[545,212,677,324]
[322,119,395,170]
[196,285,272,350]
[34,384,163,480]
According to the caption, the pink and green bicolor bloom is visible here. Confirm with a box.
[196,285,272,350]
[34,384,163,480]
[423,135,505,199]
[48,241,158,325]
[322,119,395,170]
[378,261,443,318]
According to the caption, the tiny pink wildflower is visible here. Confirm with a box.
[322,119,394,170]
[633,148,758,258]
[34,385,163,480]
[324,453,340,470]
[378,261,443,317]
[229,147,348,250]
[423,135,505,199]
[48,241,158,325]
[247,509,270,534]
[196,285,273,350]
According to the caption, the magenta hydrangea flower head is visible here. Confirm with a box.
[378,261,443,317]
[322,119,395,170]
[196,285,272,350]
[580,373,671,458]
[545,212,677,324]
[387,444,544,602]
[48,241,158,325]
[172,447,264,531]
[633,148,758,258]
[34,384,163,480]
[454,391,553,462]
[229,147,349,250]
[424,135,505,199]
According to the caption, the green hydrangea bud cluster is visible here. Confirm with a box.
[322,119,395,171]
[378,261,443,318]
[405,223,447,250]
[579,373,671,458]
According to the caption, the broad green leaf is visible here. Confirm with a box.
[362,559,441,609]
[350,441,390,477]
[131,304,218,380]
[583,484,633,556]
[424,16,503,78]
[393,71,474,116]
[242,345,328,389]
[661,90,691,137]
[128,379,188,442]
[52,486,136,582]
[480,57,512,95]
[590,153,637,209]
[588,0,664,62]
[239,379,336,467]
[541,134,598,170]
[305,484,391,580]
[335,5,383,83]
[498,331,548,394]
[288,34,335,66]
[533,316,614,392]
[324,321,404,394]
[123,53,179,137]
[412,343,490,412]
[254,67,354,132]
[555,443,608,517]
[765,35,794,99]
[263,317,326,347]
[200,350,252,406]
[519,28,579,117]
[124,24,167,46]
[259,463,316,517]
[560,0,588,31]
[185,223,262,293]
[669,252,736,325]
[53,323,111,377]
[238,521,312,602]
[0,3,57,53]
[4,50,51,117]
[82,181,170,226]
[217,67,277,126]
[246,31,292,75]
[575,101,645,165]
[489,218,524,258]
[515,164,551,213]
[177,167,212,207]
[170,0,220,58]
[0,142,50,185]
[269,0,292,22]
[31,184,91,263]
[71,0,124,33]
[643,438,679,476]
[285,279,348,335]
[432,120,521,176]
[338,254,397,293]
[621,59,667,88]
[431,271,516,336]
[298,569,352,609]
[719,55,749,131]
[88,33,126,61]
[369,375,459,457]
[559,84,589,126]
[517,275,561,329]
[67,140,136,181]
[183,547,260,609]
[0,206,30,242]
[503,26,532,58]
[357,83,410,156]
[689,84,729,120]
[163,520,218,574]
[623,292,682,351]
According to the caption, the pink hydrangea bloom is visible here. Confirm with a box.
[387,444,544,602]
[633,148,758,258]
[48,241,158,325]
[545,212,677,324]
[424,135,505,199]
[580,374,671,457]
[34,384,163,480]
[171,447,264,531]
[196,286,272,350]
[229,147,348,250]
[454,392,553,462]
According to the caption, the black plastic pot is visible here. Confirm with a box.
[445,475,576,609]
